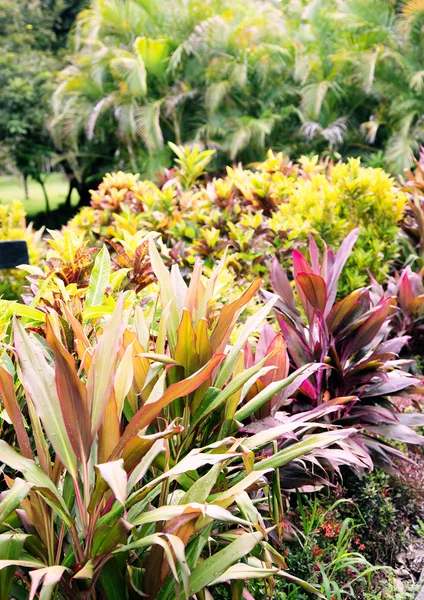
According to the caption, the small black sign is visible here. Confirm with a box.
[0,240,30,269]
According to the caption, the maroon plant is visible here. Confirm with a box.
[369,266,424,352]
[267,229,424,467]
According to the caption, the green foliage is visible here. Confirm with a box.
[69,150,406,297]
[0,0,88,207]
[0,235,375,598]
[342,469,414,565]
[51,0,424,178]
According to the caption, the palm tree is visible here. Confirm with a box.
[51,0,424,176]
[51,0,289,174]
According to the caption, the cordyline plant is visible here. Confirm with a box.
[0,241,370,599]
[265,229,424,468]
[400,145,424,265]
[369,266,424,352]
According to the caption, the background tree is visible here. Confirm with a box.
[51,0,424,179]
[0,0,88,212]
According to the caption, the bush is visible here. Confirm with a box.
[0,234,375,598]
[69,147,406,297]
[0,201,44,300]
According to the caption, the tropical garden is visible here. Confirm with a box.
[1,1,424,599]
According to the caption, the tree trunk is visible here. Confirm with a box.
[64,177,77,209]
[23,174,29,200]
[38,178,51,213]
[76,181,93,207]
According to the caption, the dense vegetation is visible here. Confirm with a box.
[50,0,424,189]
[1,150,424,598]
[1,0,424,214]
[1,0,424,598]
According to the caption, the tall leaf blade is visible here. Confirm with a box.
[0,365,32,459]
[46,318,92,464]
[14,319,77,477]
[87,295,126,437]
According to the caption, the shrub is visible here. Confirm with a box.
[0,237,372,599]
[267,229,424,468]
[0,201,44,300]
[369,266,424,356]
[69,147,406,297]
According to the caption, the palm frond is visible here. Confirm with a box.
[135,100,164,152]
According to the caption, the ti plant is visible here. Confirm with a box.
[369,266,424,354]
[267,229,424,469]
[0,240,368,599]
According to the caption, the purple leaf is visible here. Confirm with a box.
[271,257,296,311]
[326,228,359,315]
[364,423,424,444]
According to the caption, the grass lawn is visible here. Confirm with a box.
[0,173,79,217]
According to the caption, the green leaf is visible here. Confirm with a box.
[0,534,31,600]
[85,246,111,309]
[91,519,131,558]
[191,354,275,430]
[253,429,357,471]
[115,533,190,598]
[0,478,32,524]
[186,531,264,597]
[210,564,324,596]
[235,363,324,421]
[0,441,72,526]
[13,319,77,478]
[98,557,128,600]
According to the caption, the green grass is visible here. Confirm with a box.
[0,173,79,216]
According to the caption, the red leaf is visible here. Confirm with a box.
[297,273,327,314]
[0,365,32,459]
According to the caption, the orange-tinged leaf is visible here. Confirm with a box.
[409,294,424,316]
[123,330,151,404]
[0,365,32,460]
[46,318,92,464]
[98,391,121,464]
[87,296,126,437]
[111,353,225,460]
[209,278,262,352]
[194,318,213,366]
[185,261,203,318]
[114,342,134,417]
